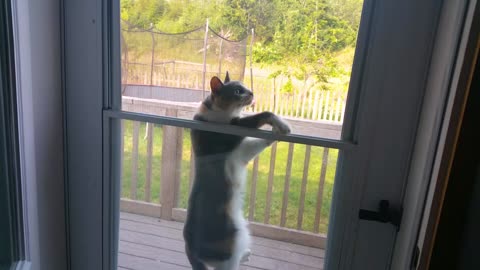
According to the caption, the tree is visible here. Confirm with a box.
[327,0,364,31]
[120,0,362,94]
[220,0,279,40]
[121,0,167,28]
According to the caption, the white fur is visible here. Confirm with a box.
[215,138,270,270]
[200,104,242,124]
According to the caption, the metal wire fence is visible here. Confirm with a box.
[121,19,248,97]
[120,20,347,123]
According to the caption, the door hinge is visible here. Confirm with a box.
[358,200,403,231]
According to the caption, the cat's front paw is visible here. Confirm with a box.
[272,118,291,135]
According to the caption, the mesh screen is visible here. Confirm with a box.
[121,21,248,91]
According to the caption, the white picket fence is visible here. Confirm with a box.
[123,63,347,123]
[245,90,346,123]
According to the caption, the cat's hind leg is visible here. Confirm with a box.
[214,221,251,270]
[213,257,242,270]
[185,243,208,270]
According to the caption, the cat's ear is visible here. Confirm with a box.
[210,76,223,94]
[224,71,231,83]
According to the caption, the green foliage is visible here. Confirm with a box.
[121,0,167,28]
[121,0,364,93]
[220,0,279,39]
[252,43,282,64]
[327,0,364,31]
[281,78,294,93]
[314,53,343,82]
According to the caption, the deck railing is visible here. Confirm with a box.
[120,97,341,248]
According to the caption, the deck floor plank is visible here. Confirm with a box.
[119,212,324,270]
[120,212,324,257]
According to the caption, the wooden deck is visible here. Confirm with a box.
[118,212,325,270]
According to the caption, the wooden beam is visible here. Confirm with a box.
[160,108,182,220]
[248,157,259,221]
[120,198,161,218]
[264,142,277,224]
[297,145,311,230]
[130,121,140,200]
[144,123,154,202]
[314,148,329,233]
[280,143,294,227]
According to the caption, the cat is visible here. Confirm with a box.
[183,72,291,270]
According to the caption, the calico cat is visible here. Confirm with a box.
[183,72,291,270]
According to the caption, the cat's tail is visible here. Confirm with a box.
[185,244,208,270]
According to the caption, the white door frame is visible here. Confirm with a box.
[61,0,469,269]
[391,0,478,269]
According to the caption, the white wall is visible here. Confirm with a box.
[13,0,66,269]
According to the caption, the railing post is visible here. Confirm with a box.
[264,142,277,224]
[145,123,154,202]
[120,120,125,194]
[314,148,329,233]
[160,108,183,220]
[130,121,140,200]
[248,157,260,221]
[280,143,294,227]
[297,145,311,230]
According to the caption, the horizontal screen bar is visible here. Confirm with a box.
[104,110,356,150]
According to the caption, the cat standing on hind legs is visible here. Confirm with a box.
[183,72,291,270]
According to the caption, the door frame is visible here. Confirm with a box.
[391,0,475,267]
[62,0,468,269]
[0,0,29,268]
[415,1,480,268]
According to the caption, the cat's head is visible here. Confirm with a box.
[209,72,254,111]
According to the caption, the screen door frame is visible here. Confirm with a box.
[62,0,456,269]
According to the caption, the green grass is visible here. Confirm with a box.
[121,120,338,234]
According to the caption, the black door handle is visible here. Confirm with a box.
[358,200,403,231]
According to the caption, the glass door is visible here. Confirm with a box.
[62,0,449,269]
[112,1,363,269]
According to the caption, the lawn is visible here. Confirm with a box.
[121,120,338,234]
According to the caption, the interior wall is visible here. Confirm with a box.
[457,163,480,270]
[13,0,66,269]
